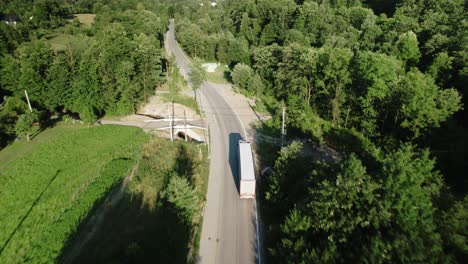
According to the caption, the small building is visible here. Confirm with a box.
[1,14,21,27]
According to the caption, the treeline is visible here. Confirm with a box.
[174,0,465,138]
[172,0,467,263]
[264,141,467,263]
[0,0,169,146]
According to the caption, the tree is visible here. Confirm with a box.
[176,21,204,57]
[440,196,468,262]
[353,51,403,136]
[395,31,421,67]
[33,0,70,28]
[265,142,310,220]
[377,145,444,263]
[216,32,250,65]
[252,44,283,88]
[428,52,454,87]
[268,143,447,263]
[239,12,260,46]
[397,69,461,138]
[0,54,21,94]
[18,40,54,105]
[45,52,72,111]
[188,58,206,102]
[251,73,264,101]
[70,45,101,123]
[0,96,28,145]
[164,176,200,223]
[275,44,313,106]
[133,33,163,103]
[168,60,182,100]
[307,154,380,263]
[231,63,254,91]
[316,47,353,125]
[15,112,36,141]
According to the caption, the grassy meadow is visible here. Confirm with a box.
[161,92,201,115]
[65,137,210,264]
[204,63,230,84]
[0,124,147,263]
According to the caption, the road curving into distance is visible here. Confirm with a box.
[165,19,259,264]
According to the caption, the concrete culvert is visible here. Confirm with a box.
[177,131,191,141]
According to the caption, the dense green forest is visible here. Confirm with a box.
[171,0,467,263]
[0,0,169,147]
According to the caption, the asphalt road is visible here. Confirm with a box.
[165,20,258,264]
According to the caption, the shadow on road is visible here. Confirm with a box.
[228,132,242,195]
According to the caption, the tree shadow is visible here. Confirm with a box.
[58,167,195,264]
[228,133,242,195]
[174,144,196,185]
[248,102,265,125]
[59,191,192,264]
[29,112,63,140]
[223,70,232,82]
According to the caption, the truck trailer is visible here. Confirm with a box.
[238,140,256,199]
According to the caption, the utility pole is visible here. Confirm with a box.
[172,100,175,141]
[281,107,286,147]
[184,109,187,141]
[206,124,210,159]
[24,90,32,113]
[168,103,173,142]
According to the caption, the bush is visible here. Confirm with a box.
[231,63,254,91]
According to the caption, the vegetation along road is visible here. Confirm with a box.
[166,19,259,264]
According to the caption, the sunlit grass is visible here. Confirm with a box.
[0,124,147,263]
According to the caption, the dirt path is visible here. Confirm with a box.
[59,166,138,264]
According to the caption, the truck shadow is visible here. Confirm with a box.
[228,132,242,195]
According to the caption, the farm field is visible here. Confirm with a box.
[0,124,148,263]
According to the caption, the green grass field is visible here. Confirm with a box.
[161,93,201,115]
[0,124,148,263]
[205,63,230,84]
[65,137,209,263]
[74,14,96,26]
[46,33,90,51]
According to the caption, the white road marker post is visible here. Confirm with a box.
[184,109,188,141]
[168,103,173,142]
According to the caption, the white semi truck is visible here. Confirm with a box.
[238,140,256,199]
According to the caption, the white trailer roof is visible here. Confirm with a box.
[239,140,255,181]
